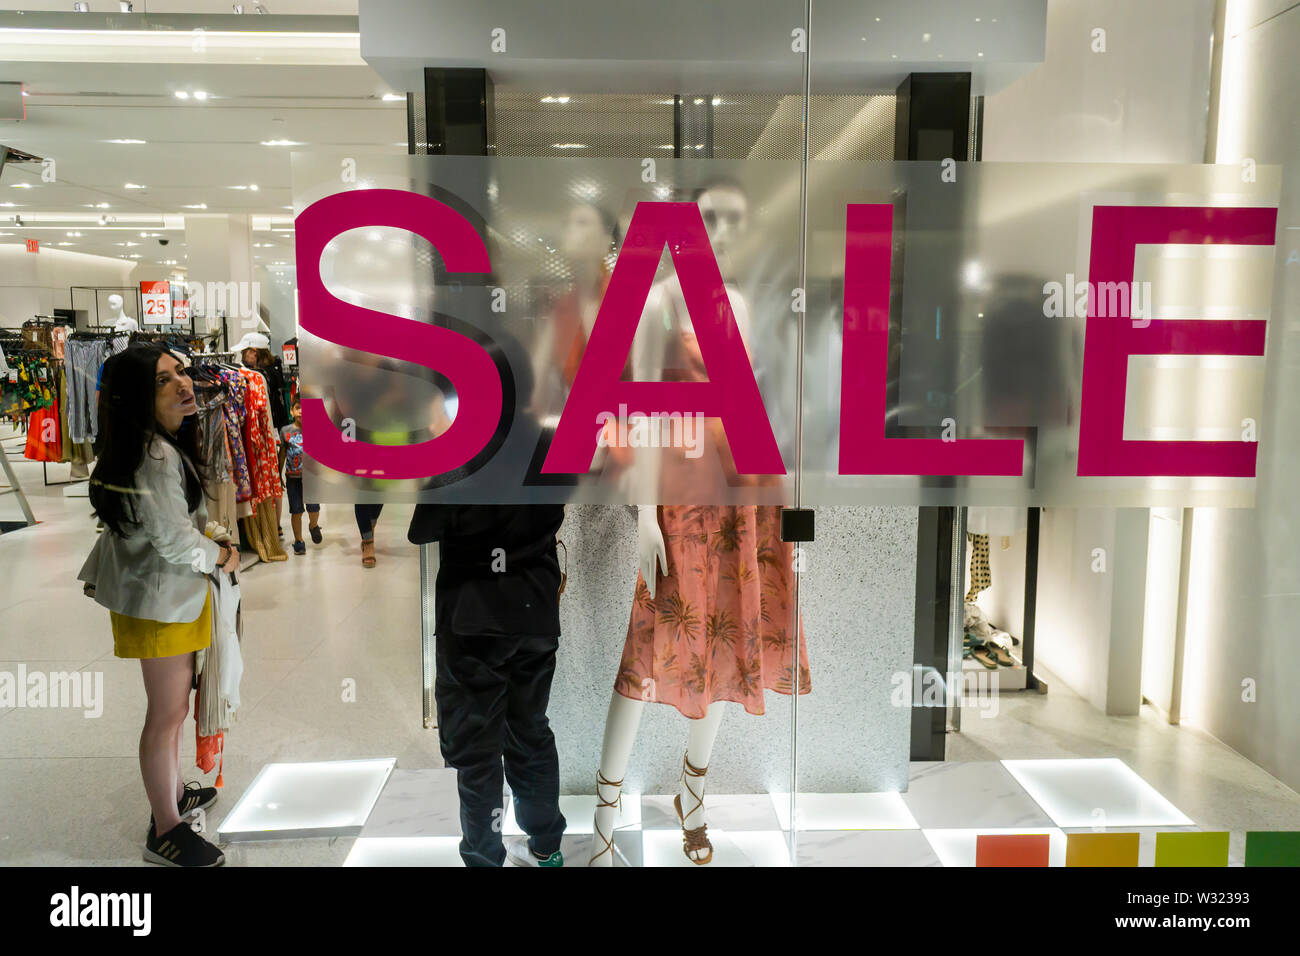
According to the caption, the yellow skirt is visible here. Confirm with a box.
[111,590,212,660]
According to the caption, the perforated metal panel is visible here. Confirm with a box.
[494,90,675,158]
[489,89,895,160]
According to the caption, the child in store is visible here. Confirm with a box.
[281,397,321,555]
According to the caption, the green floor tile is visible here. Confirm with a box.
[1244,831,1300,867]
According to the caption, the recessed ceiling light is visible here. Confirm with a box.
[105,138,147,144]
[124,183,147,189]
[260,139,302,147]
[174,91,190,99]
[249,184,258,191]
[127,254,141,258]
[381,93,405,102]
[10,183,33,189]
[551,144,586,149]
[0,202,18,207]
[57,241,75,246]
[192,90,209,101]
[182,203,208,209]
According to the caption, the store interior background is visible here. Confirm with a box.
[2,0,1298,865]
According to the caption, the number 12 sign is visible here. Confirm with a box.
[140,280,171,326]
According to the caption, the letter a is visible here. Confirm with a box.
[542,202,783,475]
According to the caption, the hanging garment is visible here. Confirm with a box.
[24,399,62,462]
[65,337,107,443]
[217,370,252,503]
[240,502,287,562]
[240,369,281,507]
[966,532,992,602]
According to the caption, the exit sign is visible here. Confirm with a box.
[25,238,37,253]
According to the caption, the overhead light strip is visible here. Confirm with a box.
[0,28,361,65]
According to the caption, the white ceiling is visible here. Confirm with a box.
[0,13,401,273]
[0,2,357,13]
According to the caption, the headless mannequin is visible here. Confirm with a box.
[590,183,752,866]
[107,294,138,333]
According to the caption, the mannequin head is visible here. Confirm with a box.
[561,202,619,266]
[693,180,749,263]
[107,293,124,316]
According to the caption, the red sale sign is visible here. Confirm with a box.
[140,280,171,326]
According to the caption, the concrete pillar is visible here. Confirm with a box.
[183,214,259,347]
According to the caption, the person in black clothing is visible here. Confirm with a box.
[408,502,568,867]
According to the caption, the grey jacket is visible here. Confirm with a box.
[78,435,222,624]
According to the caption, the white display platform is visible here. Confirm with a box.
[1001,758,1193,828]
[218,757,396,842]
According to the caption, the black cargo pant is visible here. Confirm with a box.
[434,631,566,867]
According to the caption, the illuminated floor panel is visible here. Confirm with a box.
[217,757,396,842]
[344,836,463,867]
[770,791,919,831]
[1001,758,1193,829]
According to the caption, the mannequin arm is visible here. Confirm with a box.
[636,505,668,599]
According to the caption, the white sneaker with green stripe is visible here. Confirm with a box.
[505,837,563,867]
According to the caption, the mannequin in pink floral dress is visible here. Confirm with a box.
[589,181,810,867]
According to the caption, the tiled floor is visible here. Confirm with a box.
[3,436,1299,866]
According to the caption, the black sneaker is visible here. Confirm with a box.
[144,821,225,867]
[293,540,306,555]
[178,781,218,816]
[309,526,322,545]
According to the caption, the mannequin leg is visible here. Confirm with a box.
[678,702,725,860]
[589,691,645,867]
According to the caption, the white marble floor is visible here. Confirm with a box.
[2,445,1298,866]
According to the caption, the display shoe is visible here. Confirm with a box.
[361,537,376,568]
[589,770,622,866]
[673,754,713,865]
[143,820,225,868]
[506,838,564,867]
[309,525,323,545]
[970,645,999,669]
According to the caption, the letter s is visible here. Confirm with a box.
[295,189,503,479]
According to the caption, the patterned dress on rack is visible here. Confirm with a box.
[240,369,282,505]
[219,371,252,502]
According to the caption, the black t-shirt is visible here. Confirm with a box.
[408,504,565,638]
[251,360,291,431]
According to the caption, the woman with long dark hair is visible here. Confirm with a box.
[78,343,239,867]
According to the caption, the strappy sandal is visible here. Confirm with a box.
[673,755,713,865]
[589,770,622,866]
